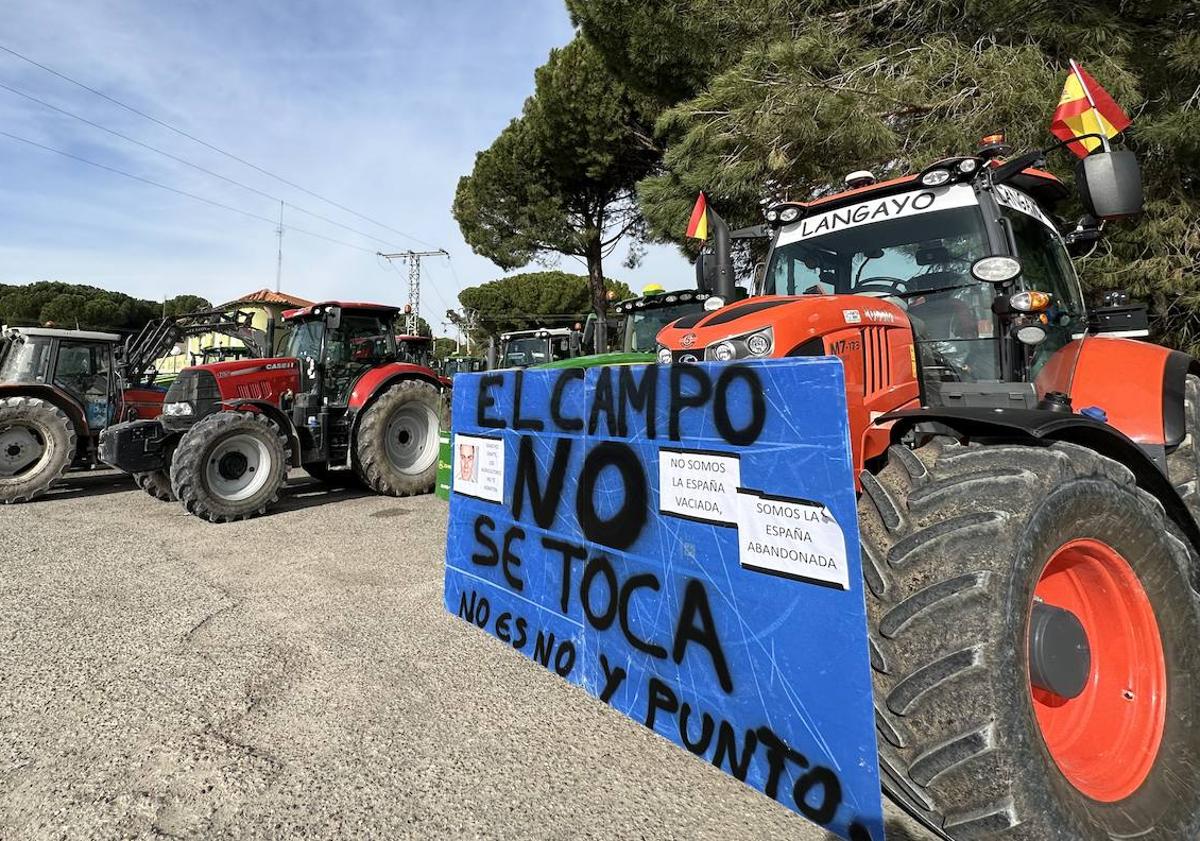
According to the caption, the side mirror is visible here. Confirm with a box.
[325,306,342,331]
[1076,149,1143,220]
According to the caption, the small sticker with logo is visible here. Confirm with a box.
[843,310,862,324]
[680,332,697,348]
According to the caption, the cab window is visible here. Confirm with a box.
[1002,208,1087,376]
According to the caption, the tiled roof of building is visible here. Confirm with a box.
[220,288,314,308]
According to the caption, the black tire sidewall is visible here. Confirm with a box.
[355,381,442,496]
[173,413,287,521]
[1001,477,1200,838]
[0,396,75,501]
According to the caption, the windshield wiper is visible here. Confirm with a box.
[894,282,976,299]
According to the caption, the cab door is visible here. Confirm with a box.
[52,340,114,429]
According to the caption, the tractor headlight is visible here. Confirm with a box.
[657,346,673,365]
[746,330,772,356]
[920,169,951,187]
[704,327,774,361]
[972,256,1022,283]
[163,401,193,417]
[779,206,801,223]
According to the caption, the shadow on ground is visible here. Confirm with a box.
[38,469,136,502]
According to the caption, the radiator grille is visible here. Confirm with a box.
[862,326,891,396]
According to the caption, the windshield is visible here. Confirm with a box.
[767,185,1000,383]
[999,200,1087,378]
[625,301,704,352]
[0,334,52,384]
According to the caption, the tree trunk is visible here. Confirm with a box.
[585,234,608,353]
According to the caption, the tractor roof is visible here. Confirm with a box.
[502,328,572,339]
[613,289,710,313]
[5,326,122,342]
[779,159,1069,218]
[282,301,401,321]
[395,334,431,343]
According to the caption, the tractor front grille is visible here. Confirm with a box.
[862,326,892,398]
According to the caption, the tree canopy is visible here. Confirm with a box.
[568,0,1200,349]
[453,37,659,348]
[454,271,632,340]
[0,282,212,333]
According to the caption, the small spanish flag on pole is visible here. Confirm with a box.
[1050,60,1131,159]
[685,192,708,240]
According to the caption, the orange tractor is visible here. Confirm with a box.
[656,139,1200,839]
[100,301,447,522]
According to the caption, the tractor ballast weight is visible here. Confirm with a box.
[655,144,1200,839]
[99,301,448,521]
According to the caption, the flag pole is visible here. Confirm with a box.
[1070,58,1111,153]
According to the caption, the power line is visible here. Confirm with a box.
[0,41,435,248]
[0,79,410,251]
[0,129,377,254]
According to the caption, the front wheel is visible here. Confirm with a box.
[859,438,1200,840]
[354,380,442,496]
[171,412,288,523]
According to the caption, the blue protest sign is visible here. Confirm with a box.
[444,359,882,841]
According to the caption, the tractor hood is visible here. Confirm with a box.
[656,294,908,361]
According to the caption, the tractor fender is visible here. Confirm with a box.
[882,406,1200,555]
[346,363,444,412]
[0,383,88,441]
[1037,337,1200,448]
[344,365,446,439]
[221,399,302,467]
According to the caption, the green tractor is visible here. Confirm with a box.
[538,285,714,370]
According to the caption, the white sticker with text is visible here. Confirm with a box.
[658,449,741,525]
[453,434,504,503]
[734,489,850,590]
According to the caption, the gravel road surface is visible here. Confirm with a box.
[0,471,930,840]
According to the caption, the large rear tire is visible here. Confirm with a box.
[0,396,76,504]
[354,380,442,496]
[171,412,287,523]
[859,438,1200,840]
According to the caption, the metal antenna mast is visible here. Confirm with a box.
[377,249,449,334]
[275,200,284,292]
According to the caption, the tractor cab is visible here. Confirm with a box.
[1,327,120,429]
[282,302,402,406]
[614,288,712,354]
[496,328,572,368]
[440,354,484,379]
[395,334,434,368]
[661,143,1146,418]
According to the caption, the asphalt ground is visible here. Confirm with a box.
[0,470,931,840]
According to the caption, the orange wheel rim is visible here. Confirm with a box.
[1031,538,1166,802]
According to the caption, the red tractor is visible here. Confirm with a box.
[656,140,1200,839]
[100,301,447,522]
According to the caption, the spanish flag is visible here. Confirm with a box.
[1050,60,1131,159]
[686,192,708,240]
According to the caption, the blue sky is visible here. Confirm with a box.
[0,0,690,332]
